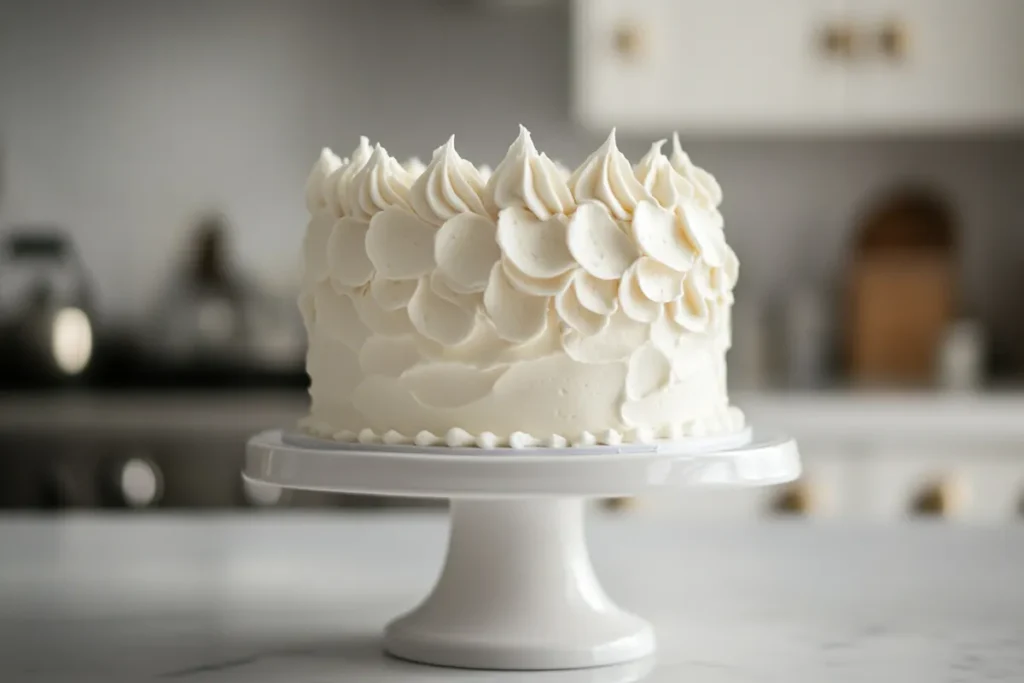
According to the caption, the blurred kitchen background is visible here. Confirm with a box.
[0,0,1022,519]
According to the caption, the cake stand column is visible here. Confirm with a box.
[384,497,655,670]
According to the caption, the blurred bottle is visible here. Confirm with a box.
[782,284,830,389]
[729,298,769,389]
[147,212,305,379]
[937,319,985,391]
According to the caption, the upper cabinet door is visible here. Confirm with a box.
[572,0,1024,134]
[572,0,848,134]
[845,0,1024,131]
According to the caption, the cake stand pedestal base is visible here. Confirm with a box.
[385,498,653,670]
[245,428,799,671]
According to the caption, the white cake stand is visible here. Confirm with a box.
[244,427,799,671]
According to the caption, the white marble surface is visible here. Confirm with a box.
[1,514,1023,682]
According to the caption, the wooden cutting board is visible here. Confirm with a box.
[845,188,958,385]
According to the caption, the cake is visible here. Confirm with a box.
[297,127,743,448]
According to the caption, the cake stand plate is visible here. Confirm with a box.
[244,428,799,671]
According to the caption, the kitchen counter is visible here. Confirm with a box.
[735,390,1024,444]
[2,515,1022,682]
[3,389,1024,441]
[0,391,307,434]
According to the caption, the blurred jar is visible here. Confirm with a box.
[937,319,985,391]
[782,285,830,389]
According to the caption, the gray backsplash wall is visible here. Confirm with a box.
[1,0,1021,347]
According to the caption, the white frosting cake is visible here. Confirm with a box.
[298,127,743,448]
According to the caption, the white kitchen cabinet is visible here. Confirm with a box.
[571,0,1024,134]
[863,442,1024,523]
[606,393,1024,522]
[845,0,1024,130]
[572,0,847,133]
[769,440,865,518]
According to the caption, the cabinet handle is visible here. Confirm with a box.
[612,22,644,61]
[820,21,857,60]
[769,481,815,516]
[910,476,966,518]
[601,496,637,512]
[877,19,909,62]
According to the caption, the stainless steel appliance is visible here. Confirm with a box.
[0,227,96,383]
[0,392,441,511]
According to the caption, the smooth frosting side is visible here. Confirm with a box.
[300,127,741,448]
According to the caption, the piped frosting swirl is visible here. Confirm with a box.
[634,139,697,210]
[347,143,415,220]
[326,136,374,218]
[304,148,343,214]
[670,132,723,209]
[567,129,651,220]
[487,125,576,220]
[410,136,491,225]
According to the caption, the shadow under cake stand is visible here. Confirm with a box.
[244,427,799,671]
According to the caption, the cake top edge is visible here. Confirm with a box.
[304,126,723,222]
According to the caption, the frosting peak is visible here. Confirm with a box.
[410,135,491,226]
[347,143,415,221]
[670,132,723,209]
[402,157,427,176]
[568,129,651,221]
[304,148,343,214]
[634,140,696,210]
[328,136,374,218]
[634,139,666,178]
[487,125,576,221]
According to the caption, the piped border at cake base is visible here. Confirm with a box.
[297,405,745,451]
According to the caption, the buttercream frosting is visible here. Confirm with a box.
[402,157,427,176]
[300,127,742,448]
[410,136,491,225]
[330,136,374,218]
[567,129,651,221]
[346,143,415,221]
[487,125,575,220]
[304,148,343,215]
[634,140,696,210]
[670,132,723,209]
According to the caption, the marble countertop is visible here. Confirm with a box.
[1,514,1023,682]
